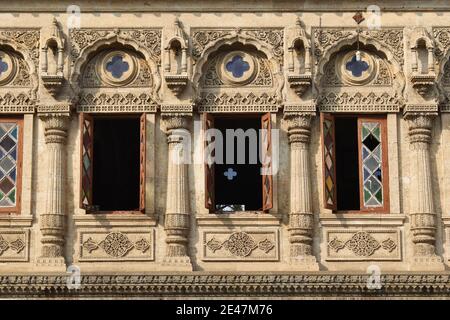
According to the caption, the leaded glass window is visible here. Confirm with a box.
[321,114,389,213]
[0,118,22,213]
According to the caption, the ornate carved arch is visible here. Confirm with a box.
[0,30,40,101]
[315,33,405,97]
[192,31,284,103]
[69,29,162,100]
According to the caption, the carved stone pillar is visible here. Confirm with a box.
[161,113,192,270]
[284,112,319,270]
[405,112,444,270]
[37,113,70,267]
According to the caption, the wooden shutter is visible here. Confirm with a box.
[321,113,337,210]
[204,113,215,212]
[357,117,389,213]
[139,113,146,212]
[80,113,94,210]
[261,112,273,211]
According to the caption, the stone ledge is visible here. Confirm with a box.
[0,272,450,298]
[0,216,33,228]
[319,214,406,227]
[196,212,283,226]
[73,214,158,228]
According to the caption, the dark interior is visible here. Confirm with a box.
[335,117,360,211]
[92,117,140,211]
[214,116,262,212]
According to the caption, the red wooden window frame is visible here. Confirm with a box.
[0,117,23,215]
[79,113,147,214]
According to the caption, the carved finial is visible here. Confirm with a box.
[173,18,184,39]
[295,17,302,27]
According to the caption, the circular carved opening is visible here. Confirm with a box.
[96,50,139,87]
[218,51,257,85]
[337,50,377,86]
[0,51,17,86]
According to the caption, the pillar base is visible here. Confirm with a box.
[289,256,320,271]
[35,256,67,271]
[409,255,445,271]
[160,256,193,271]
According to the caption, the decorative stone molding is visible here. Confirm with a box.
[203,230,279,261]
[283,112,318,270]
[79,231,154,261]
[0,230,28,262]
[160,104,193,113]
[41,18,65,96]
[37,113,70,268]
[77,92,158,113]
[164,19,189,96]
[403,112,444,271]
[161,113,192,270]
[2,273,450,298]
[326,230,401,261]
[0,92,35,113]
[317,91,402,113]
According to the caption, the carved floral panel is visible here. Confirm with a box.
[202,230,279,261]
[326,230,401,261]
[0,230,28,262]
[79,230,154,261]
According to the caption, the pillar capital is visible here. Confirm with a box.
[283,112,315,145]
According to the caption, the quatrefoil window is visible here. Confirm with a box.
[345,54,369,77]
[225,55,250,78]
[106,55,130,79]
[0,58,8,77]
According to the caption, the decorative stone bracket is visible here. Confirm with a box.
[165,74,189,96]
[410,73,436,97]
[287,74,312,97]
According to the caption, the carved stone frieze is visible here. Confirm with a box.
[317,91,402,112]
[69,28,162,66]
[313,27,404,65]
[198,92,279,113]
[0,29,40,74]
[77,92,157,113]
[79,231,154,261]
[192,28,284,65]
[202,230,279,261]
[326,230,401,261]
[0,92,35,113]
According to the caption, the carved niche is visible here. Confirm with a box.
[163,18,189,96]
[409,28,436,97]
[41,18,65,96]
[286,18,312,97]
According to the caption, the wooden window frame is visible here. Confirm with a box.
[0,116,23,215]
[203,112,273,213]
[79,113,146,215]
[321,113,390,213]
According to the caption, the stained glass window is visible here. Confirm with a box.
[360,121,384,208]
[0,58,8,76]
[345,54,369,77]
[105,55,130,79]
[80,113,93,209]
[225,55,250,78]
[0,120,20,210]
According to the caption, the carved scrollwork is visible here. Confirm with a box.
[205,232,275,257]
[77,92,157,113]
[317,91,403,112]
[328,231,397,257]
[81,232,152,258]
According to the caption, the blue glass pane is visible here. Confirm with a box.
[0,58,8,77]
[225,55,250,78]
[105,55,129,79]
[345,55,369,77]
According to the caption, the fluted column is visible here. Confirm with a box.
[405,112,444,270]
[284,112,319,270]
[161,113,192,270]
[37,113,70,267]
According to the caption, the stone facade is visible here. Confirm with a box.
[0,0,450,298]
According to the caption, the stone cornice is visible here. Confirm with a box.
[0,273,450,298]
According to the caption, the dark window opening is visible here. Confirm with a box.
[214,116,262,212]
[335,117,360,211]
[92,117,140,211]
